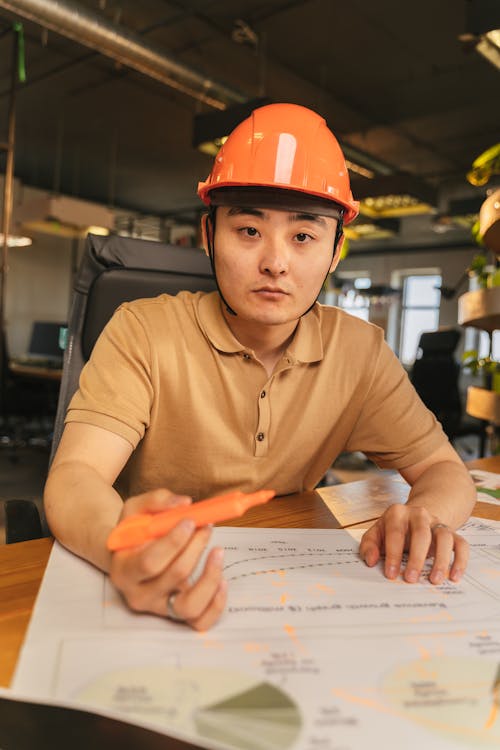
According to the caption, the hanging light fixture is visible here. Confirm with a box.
[0,232,31,247]
[458,0,500,71]
[352,175,437,218]
[14,194,113,238]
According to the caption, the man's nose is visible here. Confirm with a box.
[259,239,289,275]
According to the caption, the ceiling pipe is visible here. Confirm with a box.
[0,0,247,110]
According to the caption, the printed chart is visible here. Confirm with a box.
[10,521,500,750]
[72,659,301,750]
[103,526,500,633]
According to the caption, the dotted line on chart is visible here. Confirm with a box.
[226,559,360,582]
[224,551,355,572]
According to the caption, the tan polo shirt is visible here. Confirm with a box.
[66,291,448,499]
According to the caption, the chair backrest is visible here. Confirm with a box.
[416,328,461,357]
[410,328,462,437]
[50,233,216,463]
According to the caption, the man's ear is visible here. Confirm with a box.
[200,213,210,257]
[329,233,344,273]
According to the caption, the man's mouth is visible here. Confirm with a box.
[253,286,289,295]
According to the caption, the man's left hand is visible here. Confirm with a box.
[359,504,469,584]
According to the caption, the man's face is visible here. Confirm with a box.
[212,205,340,329]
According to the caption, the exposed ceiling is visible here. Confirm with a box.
[0,0,498,252]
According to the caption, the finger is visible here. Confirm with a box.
[381,508,409,579]
[119,526,213,616]
[152,525,214,594]
[449,535,470,583]
[188,579,228,632]
[112,518,197,586]
[359,521,384,567]
[428,525,454,584]
[171,547,226,626]
[123,488,192,518]
[403,511,433,583]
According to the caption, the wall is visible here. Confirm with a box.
[2,175,478,362]
[3,178,96,357]
[338,245,475,354]
[5,231,76,357]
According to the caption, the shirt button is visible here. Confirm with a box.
[256,432,265,442]
[243,353,251,360]
[260,390,266,398]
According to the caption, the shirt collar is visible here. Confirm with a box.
[197,292,245,353]
[286,306,324,363]
[196,291,324,363]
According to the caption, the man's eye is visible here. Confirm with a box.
[239,227,259,237]
[296,233,312,243]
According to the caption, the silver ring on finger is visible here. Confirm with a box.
[431,523,450,533]
[166,591,184,623]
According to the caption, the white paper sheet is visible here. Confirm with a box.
[469,469,500,506]
[317,472,410,525]
[10,521,500,750]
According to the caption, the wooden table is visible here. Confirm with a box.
[2,456,500,688]
[9,361,62,382]
[0,538,54,688]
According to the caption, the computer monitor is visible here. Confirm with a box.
[28,321,66,365]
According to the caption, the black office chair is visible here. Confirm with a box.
[4,233,216,542]
[410,328,487,457]
[0,330,51,457]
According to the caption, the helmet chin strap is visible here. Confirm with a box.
[206,206,238,316]
[206,207,344,319]
[303,209,344,316]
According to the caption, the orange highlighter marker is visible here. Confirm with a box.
[107,489,276,551]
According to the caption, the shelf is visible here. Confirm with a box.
[466,386,500,426]
[457,287,500,332]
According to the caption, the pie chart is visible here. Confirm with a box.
[76,665,302,749]
[194,680,302,749]
[382,656,500,748]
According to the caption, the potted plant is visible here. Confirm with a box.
[462,350,500,425]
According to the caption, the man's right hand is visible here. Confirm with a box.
[109,488,227,630]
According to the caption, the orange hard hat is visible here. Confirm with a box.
[197,102,359,225]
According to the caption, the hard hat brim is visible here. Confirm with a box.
[207,186,344,220]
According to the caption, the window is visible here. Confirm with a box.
[324,274,370,321]
[338,277,370,321]
[464,328,500,360]
[399,274,442,365]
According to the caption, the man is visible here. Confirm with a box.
[44,103,475,631]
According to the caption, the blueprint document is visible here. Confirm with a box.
[10,520,500,750]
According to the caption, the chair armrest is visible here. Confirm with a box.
[4,499,49,543]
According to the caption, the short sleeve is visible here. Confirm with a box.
[345,338,449,469]
[65,305,154,447]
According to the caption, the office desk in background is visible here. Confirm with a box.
[8,361,63,383]
[1,455,500,688]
